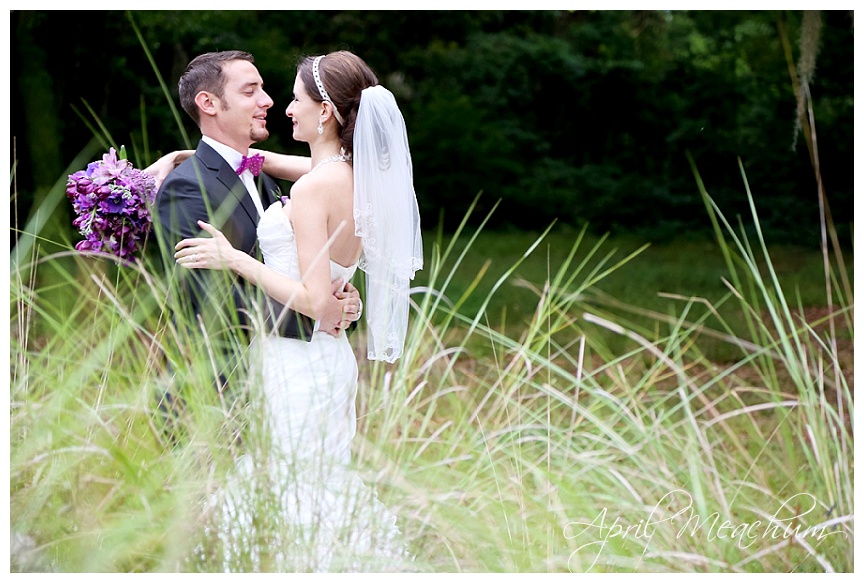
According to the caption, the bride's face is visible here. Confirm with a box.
[286,73,319,143]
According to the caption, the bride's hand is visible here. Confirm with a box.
[174,220,240,271]
[143,150,193,190]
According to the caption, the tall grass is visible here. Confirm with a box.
[10,163,852,571]
[10,13,852,568]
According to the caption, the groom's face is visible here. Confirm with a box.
[215,59,273,150]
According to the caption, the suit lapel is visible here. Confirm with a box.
[196,141,260,225]
[218,165,260,223]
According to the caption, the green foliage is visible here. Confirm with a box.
[9,10,853,245]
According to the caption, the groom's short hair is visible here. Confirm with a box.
[179,50,255,126]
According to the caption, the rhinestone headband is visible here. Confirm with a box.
[312,55,345,126]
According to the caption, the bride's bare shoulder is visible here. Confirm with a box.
[292,165,352,200]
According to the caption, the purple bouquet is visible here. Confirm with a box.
[66,147,157,261]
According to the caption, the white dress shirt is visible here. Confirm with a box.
[202,136,266,217]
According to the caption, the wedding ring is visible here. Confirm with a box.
[190,254,197,263]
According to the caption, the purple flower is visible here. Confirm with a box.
[89,148,130,185]
[67,148,157,262]
[75,237,103,253]
[100,189,127,214]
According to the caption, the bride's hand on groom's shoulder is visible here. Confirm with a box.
[144,149,194,190]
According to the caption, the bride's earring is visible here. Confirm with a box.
[317,119,324,135]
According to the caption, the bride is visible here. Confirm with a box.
[172,51,422,571]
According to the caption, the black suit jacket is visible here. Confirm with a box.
[155,139,314,341]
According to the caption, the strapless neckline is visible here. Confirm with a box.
[258,202,358,284]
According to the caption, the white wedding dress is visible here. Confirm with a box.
[217,201,411,572]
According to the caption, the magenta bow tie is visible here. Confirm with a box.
[236,153,264,177]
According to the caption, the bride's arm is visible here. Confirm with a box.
[174,223,342,323]
[249,148,311,182]
[287,178,350,322]
[145,148,311,186]
[173,184,351,326]
[143,150,194,189]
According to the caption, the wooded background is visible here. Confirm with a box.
[10,10,854,247]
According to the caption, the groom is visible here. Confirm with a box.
[155,51,359,432]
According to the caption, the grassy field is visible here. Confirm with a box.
[416,218,851,361]
[10,28,853,567]
[10,181,853,571]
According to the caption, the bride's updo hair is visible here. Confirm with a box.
[298,51,378,158]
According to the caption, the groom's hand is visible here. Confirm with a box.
[319,278,362,337]
[337,282,362,323]
[334,281,362,333]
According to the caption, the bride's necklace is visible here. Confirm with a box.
[311,153,351,174]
